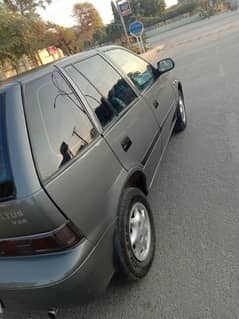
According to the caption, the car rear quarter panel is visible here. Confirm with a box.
[0,84,66,237]
[4,83,41,197]
[44,136,129,244]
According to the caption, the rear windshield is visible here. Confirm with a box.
[0,93,15,200]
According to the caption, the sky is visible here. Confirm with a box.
[39,0,178,27]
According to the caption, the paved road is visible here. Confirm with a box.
[7,10,239,319]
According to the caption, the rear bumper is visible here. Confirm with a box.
[0,223,115,310]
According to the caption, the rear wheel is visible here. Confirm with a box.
[175,91,187,133]
[114,188,156,280]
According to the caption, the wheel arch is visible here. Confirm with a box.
[106,168,148,228]
[124,169,148,196]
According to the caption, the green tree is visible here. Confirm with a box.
[0,5,83,71]
[157,0,166,16]
[73,2,104,38]
[3,0,51,16]
[130,0,166,17]
[93,28,107,43]
[131,0,152,17]
[106,22,122,40]
[0,7,39,70]
[45,24,83,55]
[131,0,140,16]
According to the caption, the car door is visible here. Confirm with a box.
[23,70,124,243]
[148,72,177,151]
[104,48,177,150]
[67,54,159,181]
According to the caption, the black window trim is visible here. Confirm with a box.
[102,48,159,95]
[22,67,101,184]
[64,54,142,133]
[56,65,101,134]
[102,94,142,134]
[65,63,119,131]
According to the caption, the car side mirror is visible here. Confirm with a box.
[157,58,175,74]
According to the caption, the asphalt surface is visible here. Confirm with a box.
[7,10,239,319]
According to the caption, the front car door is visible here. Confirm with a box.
[104,48,177,154]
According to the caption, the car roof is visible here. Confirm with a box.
[0,63,55,90]
[0,45,121,90]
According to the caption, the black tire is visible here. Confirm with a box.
[175,91,187,133]
[114,187,156,281]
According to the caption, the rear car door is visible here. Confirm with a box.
[23,70,124,243]
[104,48,177,149]
[67,54,159,179]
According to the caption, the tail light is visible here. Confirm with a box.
[0,222,83,257]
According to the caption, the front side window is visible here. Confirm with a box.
[105,49,156,92]
[24,71,97,181]
[74,55,137,116]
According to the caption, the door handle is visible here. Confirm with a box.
[153,100,159,109]
[121,136,132,152]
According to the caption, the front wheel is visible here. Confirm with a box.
[114,188,156,281]
[175,91,187,133]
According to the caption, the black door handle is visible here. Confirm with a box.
[121,136,132,152]
[153,100,159,109]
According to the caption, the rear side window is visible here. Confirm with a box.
[65,65,115,127]
[0,93,15,199]
[74,55,137,117]
[24,71,98,181]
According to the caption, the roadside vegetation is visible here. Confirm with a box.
[0,0,236,75]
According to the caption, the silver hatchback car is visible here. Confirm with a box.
[0,46,187,315]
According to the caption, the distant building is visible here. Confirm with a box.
[0,47,64,81]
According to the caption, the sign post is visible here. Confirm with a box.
[116,0,131,47]
[129,21,145,54]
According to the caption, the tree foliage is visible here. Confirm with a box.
[92,22,122,45]
[130,0,166,17]
[0,7,38,68]
[73,2,103,37]
[133,2,198,27]
[3,0,51,16]
[163,2,198,19]
[158,0,166,16]
[0,4,84,70]
[45,24,84,55]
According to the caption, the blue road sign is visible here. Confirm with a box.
[129,21,144,37]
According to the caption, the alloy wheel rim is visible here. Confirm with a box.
[129,202,151,262]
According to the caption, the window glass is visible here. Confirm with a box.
[105,49,156,92]
[24,71,97,181]
[74,55,137,116]
[66,65,115,127]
